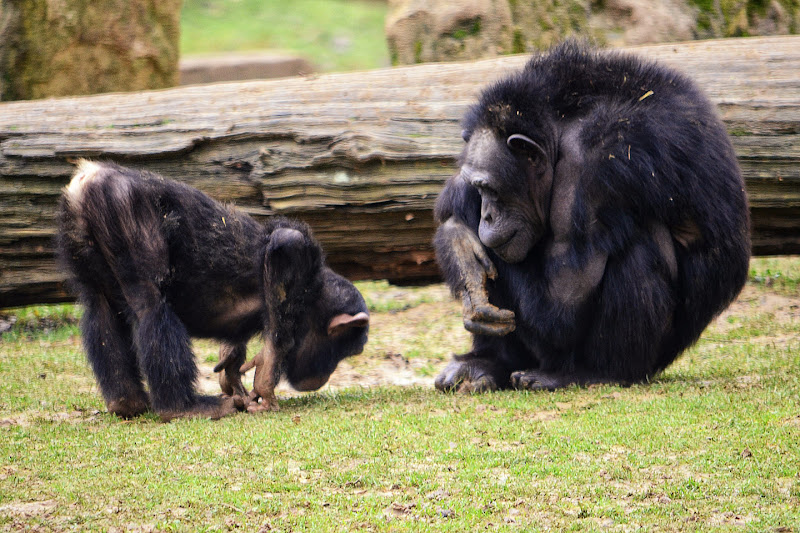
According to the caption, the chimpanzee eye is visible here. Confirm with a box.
[473,180,497,199]
[461,129,471,143]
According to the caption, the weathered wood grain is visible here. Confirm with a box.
[1,36,799,308]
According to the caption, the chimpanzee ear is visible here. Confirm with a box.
[507,133,547,165]
[327,312,370,337]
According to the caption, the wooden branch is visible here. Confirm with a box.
[1,36,799,308]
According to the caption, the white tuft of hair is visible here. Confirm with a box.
[65,159,103,204]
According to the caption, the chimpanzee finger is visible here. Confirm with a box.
[471,240,498,280]
[470,304,515,323]
[464,318,516,336]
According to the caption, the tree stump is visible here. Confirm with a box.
[0,0,181,101]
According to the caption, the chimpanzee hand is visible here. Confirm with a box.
[239,344,280,413]
[462,289,516,337]
[444,218,515,336]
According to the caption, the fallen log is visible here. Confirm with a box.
[1,36,799,308]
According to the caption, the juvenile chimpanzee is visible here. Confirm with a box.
[434,41,750,392]
[57,160,369,421]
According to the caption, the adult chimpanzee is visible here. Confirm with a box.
[434,41,750,392]
[57,160,369,421]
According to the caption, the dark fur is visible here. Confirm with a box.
[57,162,369,419]
[434,42,750,391]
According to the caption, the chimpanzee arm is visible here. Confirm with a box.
[434,175,515,336]
[544,127,609,312]
[435,218,515,336]
[215,343,249,408]
[237,224,324,411]
[239,341,281,412]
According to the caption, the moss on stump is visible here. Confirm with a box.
[0,0,181,101]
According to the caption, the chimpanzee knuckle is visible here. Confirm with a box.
[232,394,248,411]
[434,375,453,392]
[510,371,533,389]
[498,308,516,321]
[491,322,516,336]
[511,370,560,391]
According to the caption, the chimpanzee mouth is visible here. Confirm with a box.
[489,230,518,256]
[480,228,515,251]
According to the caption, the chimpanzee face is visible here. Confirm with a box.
[285,268,369,391]
[459,128,553,263]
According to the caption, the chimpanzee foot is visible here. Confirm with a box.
[157,395,238,422]
[106,394,150,419]
[435,357,506,393]
[510,370,575,391]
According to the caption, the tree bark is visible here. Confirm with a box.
[1,36,799,308]
[0,0,181,101]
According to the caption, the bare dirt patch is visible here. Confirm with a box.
[197,291,468,397]
[712,285,800,333]
[194,281,798,399]
[0,499,58,517]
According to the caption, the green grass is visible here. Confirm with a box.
[749,255,800,295]
[180,0,390,72]
[1,257,799,531]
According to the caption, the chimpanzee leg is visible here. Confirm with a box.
[130,290,197,410]
[92,204,236,421]
[80,292,149,418]
[512,240,675,390]
[118,284,234,421]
